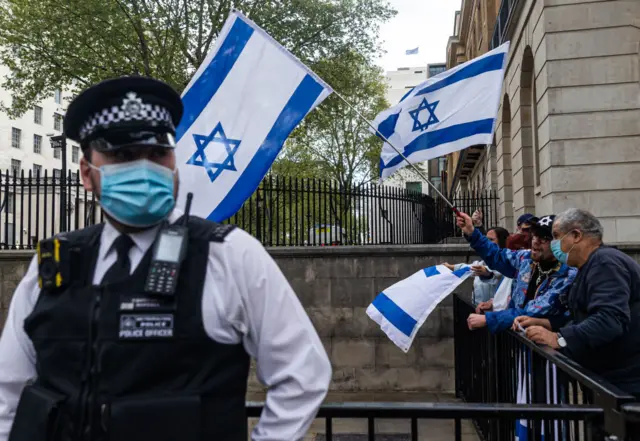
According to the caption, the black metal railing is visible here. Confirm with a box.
[0,170,500,249]
[491,0,524,49]
[434,190,500,243]
[0,170,104,249]
[453,294,637,441]
[246,401,609,441]
[220,175,437,246]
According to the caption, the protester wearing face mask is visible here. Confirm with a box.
[0,77,331,441]
[457,213,576,333]
[519,208,640,398]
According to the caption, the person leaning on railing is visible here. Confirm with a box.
[456,212,577,333]
[515,208,640,399]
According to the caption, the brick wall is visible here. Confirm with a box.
[2,244,639,397]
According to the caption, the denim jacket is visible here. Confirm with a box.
[466,228,576,333]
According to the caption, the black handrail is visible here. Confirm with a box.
[453,294,636,441]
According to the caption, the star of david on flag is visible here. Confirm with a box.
[372,42,510,182]
[175,10,332,221]
[187,123,241,183]
[408,98,439,132]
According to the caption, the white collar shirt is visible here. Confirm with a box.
[0,211,331,441]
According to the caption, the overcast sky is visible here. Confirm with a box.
[377,0,461,72]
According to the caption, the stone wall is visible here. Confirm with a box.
[493,0,640,238]
[0,245,479,396]
[2,244,640,396]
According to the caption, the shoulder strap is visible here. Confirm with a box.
[173,215,236,243]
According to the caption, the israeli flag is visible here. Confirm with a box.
[374,42,509,181]
[367,265,472,352]
[406,47,419,55]
[175,10,332,221]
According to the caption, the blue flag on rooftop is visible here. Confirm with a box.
[175,10,333,221]
[374,42,509,181]
[405,47,419,55]
[367,264,473,352]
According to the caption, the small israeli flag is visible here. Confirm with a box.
[175,10,332,221]
[367,265,472,352]
[406,47,419,55]
[374,42,509,181]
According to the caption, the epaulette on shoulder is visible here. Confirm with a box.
[209,223,236,242]
[45,223,104,246]
[184,216,236,242]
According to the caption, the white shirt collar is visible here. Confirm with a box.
[99,209,184,260]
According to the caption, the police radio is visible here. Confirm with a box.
[37,236,70,290]
[144,193,193,296]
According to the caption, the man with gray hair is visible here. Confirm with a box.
[521,208,640,398]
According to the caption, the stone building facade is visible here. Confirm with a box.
[446,0,640,243]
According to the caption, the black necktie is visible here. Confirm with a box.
[102,234,134,284]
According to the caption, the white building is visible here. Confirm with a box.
[383,63,447,196]
[0,64,80,177]
[0,65,96,248]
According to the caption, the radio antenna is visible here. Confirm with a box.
[182,192,193,226]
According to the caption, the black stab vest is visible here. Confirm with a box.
[10,217,250,441]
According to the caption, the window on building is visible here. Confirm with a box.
[11,128,21,149]
[428,65,446,77]
[54,89,62,104]
[6,223,15,246]
[72,146,79,163]
[53,113,63,131]
[54,148,61,159]
[33,134,42,154]
[71,171,79,181]
[7,195,14,215]
[406,181,423,194]
[10,159,21,175]
[53,169,61,179]
[33,164,42,176]
[34,106,43,125]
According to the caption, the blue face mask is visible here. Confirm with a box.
[551,232,575,265]
[91,159,176,228]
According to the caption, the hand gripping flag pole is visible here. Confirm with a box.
[333,91,460,215]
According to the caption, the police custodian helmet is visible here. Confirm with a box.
[63,76,184,152]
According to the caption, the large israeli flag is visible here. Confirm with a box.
[175,10,332,221]
[374,42,509,181]
[367,265,473,352]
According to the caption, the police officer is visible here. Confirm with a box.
[0,77,332,441]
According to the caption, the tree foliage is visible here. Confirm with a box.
[0,0,394,117]
[277,49,389,186]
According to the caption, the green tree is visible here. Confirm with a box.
[0,0,395,117]
[278,49,390,186]
[265,50,390,243]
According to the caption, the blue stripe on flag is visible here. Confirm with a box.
[372,293,417,337]
[376,112,400,140]
[207,74,325,222]
[453,267,471,278]
[176,18,254,141]
[423,266,440,277]
[399,87,415,103]
[381,119,494,171]
[415,53,505,97]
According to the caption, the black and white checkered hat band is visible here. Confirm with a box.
[78,103,174,140]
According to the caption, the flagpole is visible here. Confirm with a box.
[332,91,460,214]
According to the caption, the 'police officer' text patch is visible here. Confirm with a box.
[119,314,174,339]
